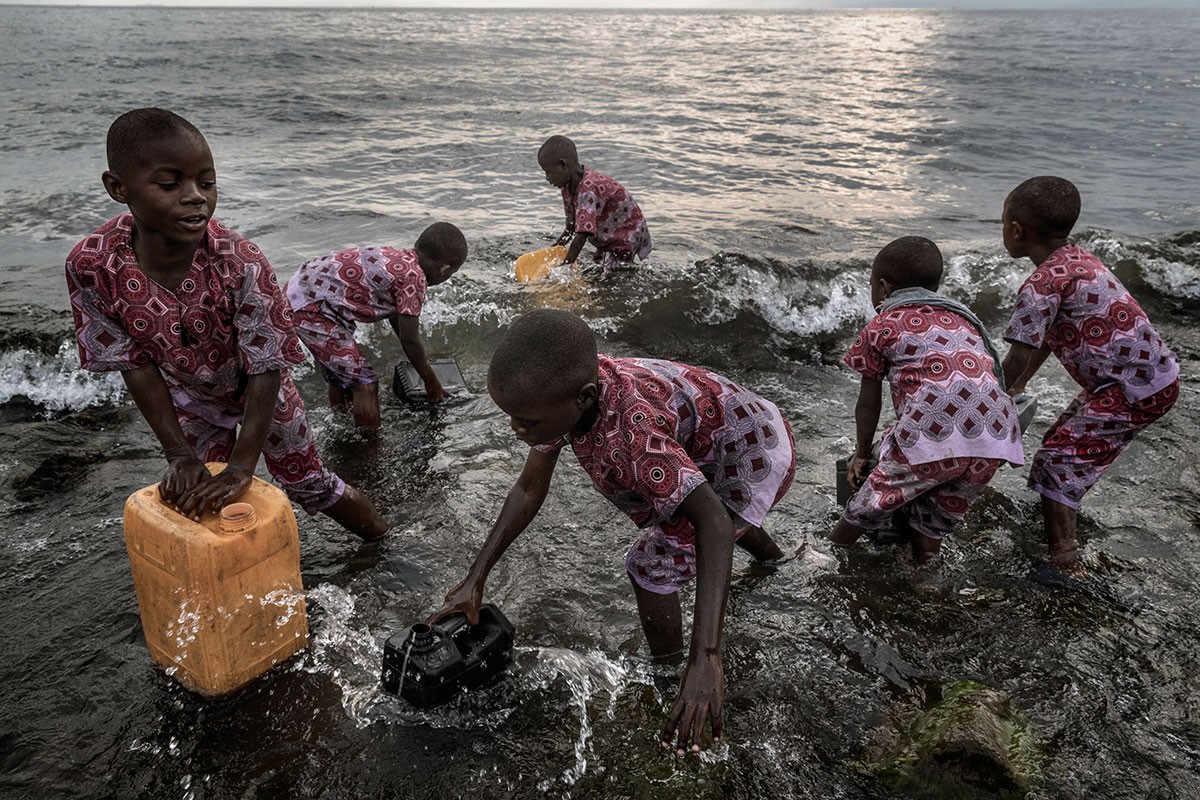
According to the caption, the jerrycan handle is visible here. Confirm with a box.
[217,502,258,536]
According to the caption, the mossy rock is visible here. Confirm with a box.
[855,680,1041,799]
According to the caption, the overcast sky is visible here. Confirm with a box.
[1,0,1197,7]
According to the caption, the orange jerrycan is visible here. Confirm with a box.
[513,245,568,283]
[122,463,309,696]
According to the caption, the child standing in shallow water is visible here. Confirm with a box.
[832,237,1025,560]
[999,176,1180,573]
[65,108,386,538]
[286,223,468,429]
[431,308,793,755]
[538,135,652,270]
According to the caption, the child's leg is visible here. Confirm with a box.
[293,306,377,416]
[830,517,870,548]
[327,383,350,413]
[629,576,683,662]
[349,381,381,429]
[735,525,785,560]
[904,457,999,562]
[323,485,388,540]
[1041,496,1079,569]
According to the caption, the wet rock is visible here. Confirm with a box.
[857,680,1040,799]
[0,302,75,355]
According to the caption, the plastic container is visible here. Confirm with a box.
[122,463,308,697]
[392,357,467,403]
[381,604,514,707]
[513,245,568,283]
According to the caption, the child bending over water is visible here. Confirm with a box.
[286,224,468,428]
[538,135,652,271]
[999,176,1179,573]
[432,308,794,754]
[832,236,1024,560]
[65,108,386,538]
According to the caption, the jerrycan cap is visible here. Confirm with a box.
[218,502,258,535]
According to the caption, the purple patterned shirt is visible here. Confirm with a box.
[285,246,426,321]
[1003,244,1179,402]
[562,167,652,260]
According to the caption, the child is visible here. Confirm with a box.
[831,237,1025,560]
[431,308,794,755]
[286,224,468,428]
[65,108,387,538]
[999,176,1180,572]
[538,135,652,270]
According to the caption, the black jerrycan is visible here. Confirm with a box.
[381,603,514,708]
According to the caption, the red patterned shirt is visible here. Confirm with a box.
[285,246,426,321]
[537,356,793,545]
[562,167,652,261]
[846,305,1024,466]
[65,214,305,409]
[1003,244,1179,402]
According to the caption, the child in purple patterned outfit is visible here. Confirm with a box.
[538,135,652,270]
[66,108,386,538]
[286,224,467,429]
[1000,176,1180,573]
[431,309,794,756]
[831,237,1025,561]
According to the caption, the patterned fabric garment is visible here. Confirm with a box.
[1003,244,1179,403]
[537,355,795,593]
[286,247,427,387]
[845,304,1025,467]
[562,167,652,262]
[843,443,1002,540]
[1029,379,1179,509]
[65,214,344,512]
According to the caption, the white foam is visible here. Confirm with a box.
[0,342,125,413]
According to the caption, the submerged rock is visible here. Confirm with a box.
[857,680,1041,799]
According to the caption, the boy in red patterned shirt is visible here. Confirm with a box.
[432,308,794,756]
[538,135,652,270]
[286,224,467,429]
[1000,176,1179,573]
[65,108,386,538]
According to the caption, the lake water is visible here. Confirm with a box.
[1,6,1198,799]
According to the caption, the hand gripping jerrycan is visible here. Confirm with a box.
[122,463,309,697]
[381,604,514,708]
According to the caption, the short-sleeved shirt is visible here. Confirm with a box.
[563,167,652,260]
[536,356,794,545]
[65,214,305,424]
[846,305,1025,467]
[285,246,426,322]
[1003,244,1179,403]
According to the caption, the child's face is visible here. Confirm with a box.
[104,133,217,247]
[489,382,594,447]
[418,253,462,286]
[538,153,573,189]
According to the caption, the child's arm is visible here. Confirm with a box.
[554,219,576,247]
[430,446,560,624]
[848,377,883,489]
[1002,342,1051,395]
[661,483,735,755]
[174,369,281,517]
[390,313,446,402]
[562,232,591,265]
[121,363,211,508]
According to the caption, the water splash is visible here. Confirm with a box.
[0,341,125,413]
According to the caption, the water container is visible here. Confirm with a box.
[381,604,514,708]
[392,357,467,403]
[122,463,309,697]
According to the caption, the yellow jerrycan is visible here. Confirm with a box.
[122,463,309,696]
[513,245,568,283]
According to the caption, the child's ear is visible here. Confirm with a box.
[877,277,895,300]
[102,170,126,204]
[577,382,598,409]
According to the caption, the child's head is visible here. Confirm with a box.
[869,236,943,309]
[488,309,599,446]
[537,135,581,189]
[101,108,216,247]
[1002,176,1080,258]
[414,222,468,285]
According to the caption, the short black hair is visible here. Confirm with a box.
[488,309,598,402]
[414,221,468,267]
[106,108,205,175]
[873,236,943,291]
[538,135,578,164]
[1006,176,1081,240]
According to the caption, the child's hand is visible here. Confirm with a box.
[662,652,724,755]
[159,455,210,507]
[847,453,872,490]
[175,464,253,520]
[428,577,483,626]
[425,380,448,403]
